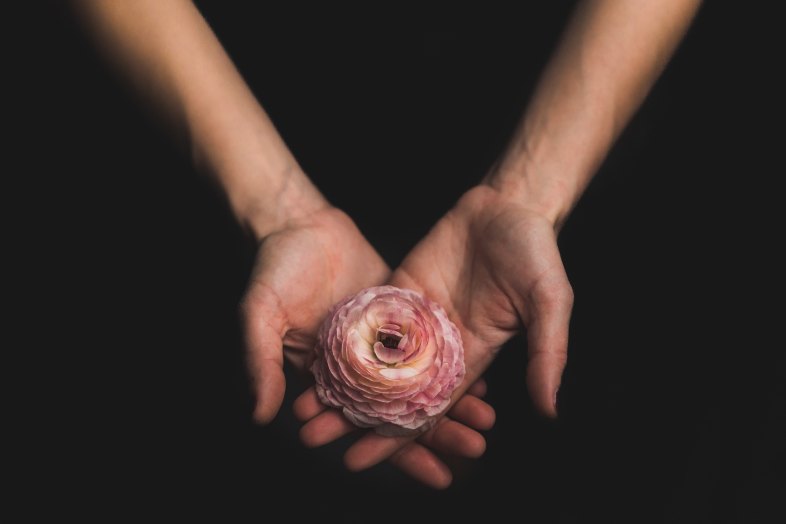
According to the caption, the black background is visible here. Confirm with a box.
[10,2,784,521]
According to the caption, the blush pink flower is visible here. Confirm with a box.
[311,285,465,436]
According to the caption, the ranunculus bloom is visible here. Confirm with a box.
[312,285,465,436]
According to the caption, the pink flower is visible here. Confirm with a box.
[312,286,465,436]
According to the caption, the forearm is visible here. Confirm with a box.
[487,0,701,228]
[74,0,326,239]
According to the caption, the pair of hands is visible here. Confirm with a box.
[242,182,573,488]
[75,0,697,489]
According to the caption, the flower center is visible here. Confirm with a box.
[373,324,409,365]
[379,332,402,349]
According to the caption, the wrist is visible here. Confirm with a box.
[183,85,329,240]
[188,122,329,240]
[238,166,330,241]
[483,160,576,231]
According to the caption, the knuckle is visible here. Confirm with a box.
[536,280,574,310]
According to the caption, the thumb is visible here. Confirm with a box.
[242,290,287,424]
[524,279,573,418]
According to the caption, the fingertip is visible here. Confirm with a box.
[467,406,496,432]
[526,354,563,418]
[253,401,279,425]
[481,404,496,431]
[298,423,319,448]
[252,368,286,425]
[299,411,356,448]
[432,469,453,490]
[293,387,325,422]
[344,434,409,472]
[449,396,496,431]
[430,420,486,458]
[388,444,453,489]
[532,387,559,419]
[466,432,487,458]
[343,449,366,472]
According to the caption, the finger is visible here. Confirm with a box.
[344,433,412,472]
[388,442,452,489]
[293,387,328,422]
[467,378,487,398]
[525,280,573,418]
[242,290,287,425]
[299,410,356,448]
[343,357,491,470]
[448,395,496,431]
[418,418,486,458]
[345,412,487,472]
[248,332,285,424]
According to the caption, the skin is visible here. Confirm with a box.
[241,205,495,488]
[75,0,701,488]
[74,0,495,487]
[297,0,702,473]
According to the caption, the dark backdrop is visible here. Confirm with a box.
[12,2,784,521]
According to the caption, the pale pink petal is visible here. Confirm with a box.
[311,285,464,435]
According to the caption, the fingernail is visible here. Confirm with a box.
[553,386,560,414]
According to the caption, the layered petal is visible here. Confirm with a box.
[312,286,465,436]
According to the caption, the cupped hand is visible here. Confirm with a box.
[242,206,389,423]
[241,205,496,487]
[298,184,574,474]
[294,377,494,488]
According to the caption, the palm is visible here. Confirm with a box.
[243,207,389,421]
[335,185,574,473]
[244,206,497,488]
[394,185,573,410]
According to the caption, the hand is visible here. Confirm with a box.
[393,184,574,417]
[241,205,496,487]
[294,377,494,488]
[242,206,389,423]
[298,184,574,472]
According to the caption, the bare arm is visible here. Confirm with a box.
[329,0,704,473]
[490,0,702,228]
[74,0,326,239]
[74,0,498,488]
